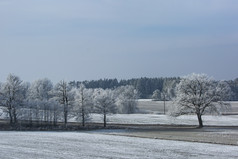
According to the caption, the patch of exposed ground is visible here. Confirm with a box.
[94,126,238,146]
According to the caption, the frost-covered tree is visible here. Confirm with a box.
[73,84,93,127]
[28,78,53,101]
[0,74,24,125]
[94,89,116,127]
[161,80,176,114]
[28,78,53,124]
[48,98,61,126]
[171,73,231,128]
[17,82,31,122]
[115,85,138,114]
[152,89,161,101]
[54,80,73,128]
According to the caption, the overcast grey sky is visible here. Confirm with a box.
[0,0,238,82]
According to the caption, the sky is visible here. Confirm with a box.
[0,0,238,83]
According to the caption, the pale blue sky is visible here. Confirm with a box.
[0,0,238,82]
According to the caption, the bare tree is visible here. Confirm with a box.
[73,84,93,127]
[171,73,231,128]
[54,80,73,128]
[17,82,31,123]
[161,80,176,114]
[28,78,53,125]
[94,89,116,127]
[0,74,24,125]
[48,99,61,126]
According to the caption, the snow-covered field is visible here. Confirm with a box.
[0,131,237,159]
[90,114,238,126]
[1,111,238,127]
[137,100,238,114]
[1,102,238,158]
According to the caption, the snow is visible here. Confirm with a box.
[1,109,238,126]
[0,131,237,159]
[137,99,153,102]
[89,114,238,126]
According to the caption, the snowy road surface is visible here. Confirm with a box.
[0,131,237,159]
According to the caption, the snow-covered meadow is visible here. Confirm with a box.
[89,114,238,126]
[137,100,238,114]
[0,131,237,159]
[1,111,238,127]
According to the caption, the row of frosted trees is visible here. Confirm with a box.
[0,74,138,128]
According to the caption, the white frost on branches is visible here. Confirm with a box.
[170,73,231,127]
[72,84,93,126]
[115,85,138,114]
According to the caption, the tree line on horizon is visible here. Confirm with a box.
[69,77,180,99]
[69,77,238,101]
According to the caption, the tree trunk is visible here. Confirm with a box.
[29,108,32,127]
[197,114,203,128]
[13,107,17,124]
[82,112,85,127]
[104,113,106,128]
[163,100,166,115]
[64,110,68,128]
[81,92,85,127]
[36,107,39,125]
[9,108,13,125]
[53,111,57,126]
